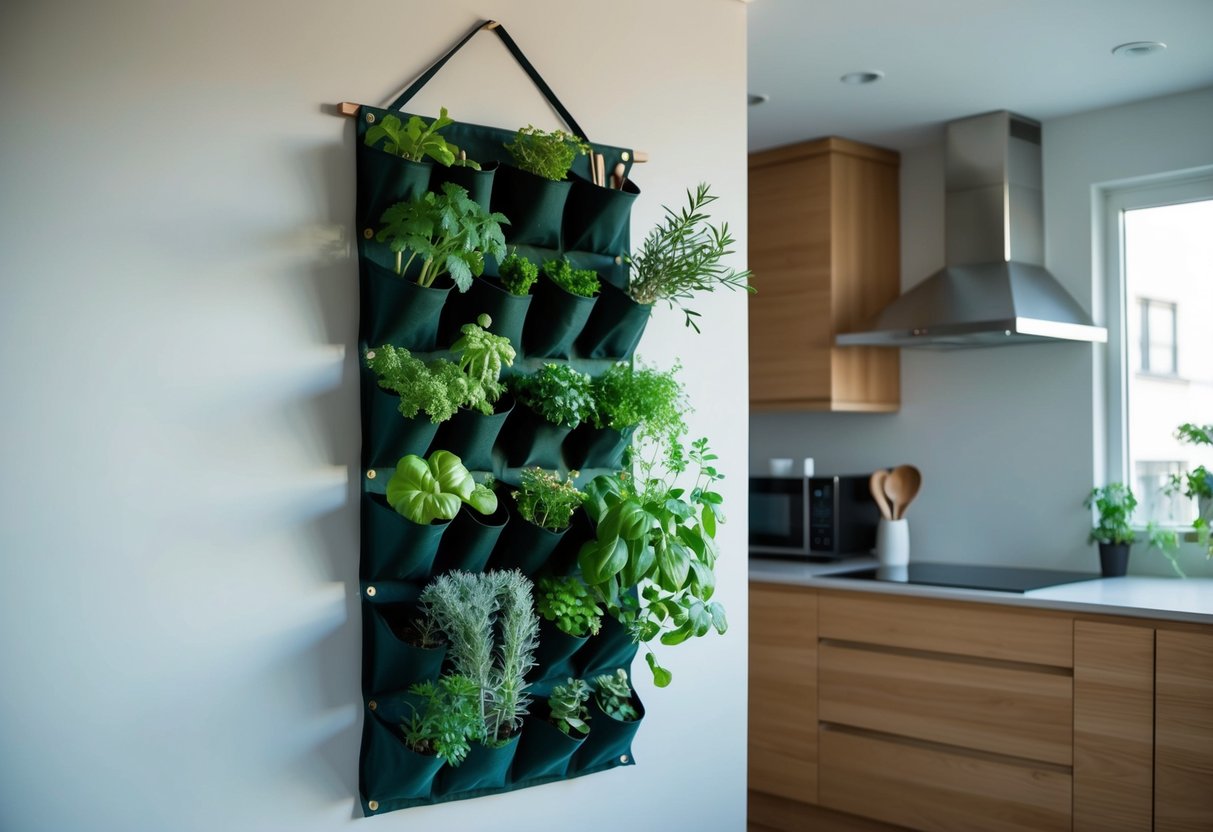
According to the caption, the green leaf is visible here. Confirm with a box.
[708,601,728,634]
[646,652,672,688]
[655,539,692,592]
[578,537,628,586]
[386,454,463,524]
[429,450,473,500]
[467,482,498,516]
[660,621,693,646]
[620,536,655,588]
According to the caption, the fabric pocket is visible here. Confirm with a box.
[356,146,432,231]
[433,502,510,575]
[511,715,586,781]
[521,276,598,360]
[490,164,571,249]
[361,493,451,581]
[564,423,635,471]
[431,395,514,473]
[361,255,453,352]
[562,172,639,256]
[437,734,520,794]
[574,279,651,360]
[571,688,643,773]
[360,704,445,807]
[362,380,441,470]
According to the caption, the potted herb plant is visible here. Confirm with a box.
[513,678,592,780]
[363,450,497,581]
[493,125,590,248]
[1170,422,1213,556]
[495,468,585,575]
[441,249,537,351]
[533,574,603,671]
[567,360,686,470]
[357,108,455,227]
[421,570,539,793]
[1085,482,1137,577]
[574,669,644,772]
[432,315,517,472]
[524,257,602,359]
[504,363,596,468]
[366,183,508,350]
[623,182,754,335]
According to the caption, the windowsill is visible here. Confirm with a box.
[1134,371,1189,385]
[1132,524,1204,544]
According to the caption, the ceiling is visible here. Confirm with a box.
[747,0,1213,152]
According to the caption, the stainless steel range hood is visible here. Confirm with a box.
[837,111,1107,349]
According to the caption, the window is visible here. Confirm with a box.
[1104,174,1213,527]
[1137,298,1177,376]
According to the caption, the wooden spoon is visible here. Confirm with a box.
[869,470,894,521]
[885,465,922,519]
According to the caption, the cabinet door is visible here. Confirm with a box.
[749,583,817,803]
[1155,629,1213,832]
[1073,621,1154,832]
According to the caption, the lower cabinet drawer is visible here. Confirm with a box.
[819,728,1072,832]
[819,642,1073,765]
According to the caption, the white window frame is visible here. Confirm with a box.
[1099,169,1213,519]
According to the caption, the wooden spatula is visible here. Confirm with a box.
[885,465,922,519]
[870,470,894,521]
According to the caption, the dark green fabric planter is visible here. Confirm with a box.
[572,691,644,773]
[429,161,497,211]
[440,275,533,351]
[356,146,432,231]
[490,164,571,249]
[492,517,567,575]
[512,715,586,781]
[433,502,509,575]
[363,383,441,469]
[532,618,588,680]
[360,709,445,803]
[364,602,448,695]
[439,734,520,794]
[363,258,453,352]
[564,424,636,471]
[575,279,651,360]
[578,614,639,677]
[431,394,514,473]
[362,494,451,581]
[522,277,598,359]
[500,405,573,469]
[562,172,639,256]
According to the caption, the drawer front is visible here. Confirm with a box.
[749,584,818,803]
[820,643,1073,765]
[819,593,1073,667]
[819,728,1072,832]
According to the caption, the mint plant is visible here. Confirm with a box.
[510,363,596,428]
[548,678,591,736]
[376,183,508,290]
[536,575,603,637]
[512,468,585,532]
[542,258,600,298]
[401,674,486,765]
[498,249,539,296]
[505,125,590,181]
[627,183,754,333]
[593,670,640,722]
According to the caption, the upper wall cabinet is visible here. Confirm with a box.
[748,138,900,412]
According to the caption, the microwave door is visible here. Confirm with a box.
[749,477,809,555]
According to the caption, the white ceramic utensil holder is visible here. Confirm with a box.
[875,518,909,568]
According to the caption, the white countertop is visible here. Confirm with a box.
[750,557,1213,625]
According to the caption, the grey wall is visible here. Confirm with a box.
[0,2,750,830]
[751,86,1213,578]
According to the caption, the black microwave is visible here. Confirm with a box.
[749,475,880,559]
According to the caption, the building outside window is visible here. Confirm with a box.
[1138,297,1178,376]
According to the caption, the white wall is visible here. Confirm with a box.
[0,2,750,830]
[751,85,1213,578]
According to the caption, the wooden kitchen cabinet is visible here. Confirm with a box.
[748,583,818,803]
[1154,629,1213,832]
[748,138,900,412]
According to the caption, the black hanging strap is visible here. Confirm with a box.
[387,20,589,142]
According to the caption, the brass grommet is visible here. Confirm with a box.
[368,700,378,711]
[365,113,376,124]
[367,469,377,479]
[614,255,623,265]
[620,754,630,764]
[368,800,379,811]
[365,350,376,360]
[363,228,373,239]
[621,151,630,162]
[366,586,377,597]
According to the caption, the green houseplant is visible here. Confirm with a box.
[548,678,592,736]
[512,676,593,781]
[536,575,603,639]
[387,450,498,525]
[626,183,754,333]
[401,674,486,766]
[593,669,640,722]
[498,249,539,296]
[505,125,591,181]
[365,108,476,168]
[495,468,584,575]
[541,257,601,298]
[1085,483,1137,577]
[376,183,508,290]
[510,363,596,430]
[572,360,688,470]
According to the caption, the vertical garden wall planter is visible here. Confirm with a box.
[351,18,644,818]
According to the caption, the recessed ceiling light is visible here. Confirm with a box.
[840,70,884,85]
[1112,41,1167,57]
[748,93,770,106]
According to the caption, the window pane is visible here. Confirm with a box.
[1124,198,1213,526]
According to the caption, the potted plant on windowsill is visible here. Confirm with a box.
[504,363,596,468]
[1170,422,1213,554]
[366,183,508,350]
[524,257,602,359]
[1085,482,1137,577]
[513,678,592,780]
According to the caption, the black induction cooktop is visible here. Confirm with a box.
[817,563,1099,593]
